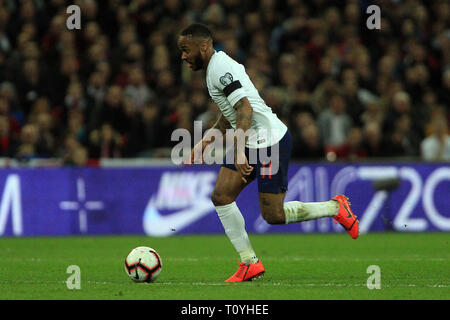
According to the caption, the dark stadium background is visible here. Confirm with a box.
[0,0,448,164]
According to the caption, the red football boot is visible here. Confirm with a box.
[225,260,265,282]
[332,195,359,239]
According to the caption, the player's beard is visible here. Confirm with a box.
[192,53,204,71]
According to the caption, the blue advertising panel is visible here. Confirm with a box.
[0,163,448,237]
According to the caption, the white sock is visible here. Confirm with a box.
[284,200,339,224]
[215,202,259,264]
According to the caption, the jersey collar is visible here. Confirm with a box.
[206,50,217,75]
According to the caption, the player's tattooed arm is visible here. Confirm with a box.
[234,97,253,133]
[202,114,230,146]
[233,97,254,182]
[191,113,231,165]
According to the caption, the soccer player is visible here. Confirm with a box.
[177,23,359,282]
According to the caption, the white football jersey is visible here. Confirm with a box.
[205,51,287,149]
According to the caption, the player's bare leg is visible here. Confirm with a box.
[211,166,251,207]
[212,167,264,281]
[258,191,288,224]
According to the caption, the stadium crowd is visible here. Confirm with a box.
[0,0,449,165]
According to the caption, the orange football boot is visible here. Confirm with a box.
[332,195,359,239]
[225,260,265,282]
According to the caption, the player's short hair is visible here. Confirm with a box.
[180,23,212,40]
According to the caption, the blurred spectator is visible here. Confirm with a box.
[383,91,422,142]
[62,136,89,167]
[291,113,325,160]
[310,76,339,114]
[333,127,367,160]
[69,146,89,166]
[59,134,80,164]
[34,112,56,157]
[340,68,365,125]
[363,122,385,158]
[360,98,384,127]
[123,67,154,110]
[65,81,87,112]
[16,123,40,161]
[88,123,124,158]
[317,94,353,148]
[86,71,107,108]
[16,59,49,114]
[421,117,450,161]
[0,96,22,135]
[0,115,19,157]
[66,109,87,145]
[134,103,161,153]
[385,114,421,157]
[88,85,127,134]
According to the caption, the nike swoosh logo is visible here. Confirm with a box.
[142,196,215,236]
[343,204,353,219]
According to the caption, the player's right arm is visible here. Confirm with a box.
[190,113,230,164]
[209,113,231,137]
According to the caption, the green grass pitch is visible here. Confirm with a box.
[0,233,448,300]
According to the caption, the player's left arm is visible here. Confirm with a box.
[234,97,253,133]
[212,63,254,181]
[234,97,254,182]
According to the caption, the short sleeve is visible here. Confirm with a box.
[210,61,248,107]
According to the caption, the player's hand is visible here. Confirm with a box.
[186,140,207,165]
[234,151,253,183]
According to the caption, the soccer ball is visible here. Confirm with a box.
[124,246,162,283]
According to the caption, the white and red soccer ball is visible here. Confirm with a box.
[124,246,162,283]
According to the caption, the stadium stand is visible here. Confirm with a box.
[0,0,448,165]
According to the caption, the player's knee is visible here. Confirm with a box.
[261,207,285,225]
[211,190,234,207]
